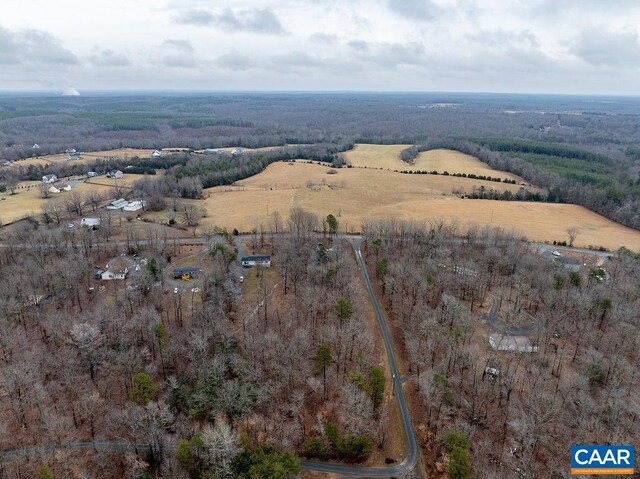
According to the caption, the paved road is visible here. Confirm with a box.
[0,235,418,477]
[0,232,612,476]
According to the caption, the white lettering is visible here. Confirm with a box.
[591,450,603,464]
[618,450,631,465]
[602,449,616,464]
[575,449,590,465]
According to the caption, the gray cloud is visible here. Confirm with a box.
[571,29,640,66]
[348,40,369,52]
[387,0,443,21]
[214,53,256,71]
[268,51,323,72]
[0,26,78,65]
[466,30,539,49]
[171,7,285,35]
[163,39,194,52]
[349,41,427,67]
[162,54,198,68]
[215,8,285,34]
[172,9,215,26]
[309,32,338,45]
[161,38,197,68]
[89,49,130,67]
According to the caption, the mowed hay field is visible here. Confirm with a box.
[344,144,525,181]
[10,148,155,168]
[195,161,640,250]
[0,175,146,224]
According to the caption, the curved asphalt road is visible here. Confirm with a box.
[0,232,615,475]
[0,235,418,477]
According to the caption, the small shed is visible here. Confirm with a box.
[107,198,128,210]
[123,200,144,212]
[81,217,101,229]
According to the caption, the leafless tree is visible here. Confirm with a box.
[567,226,579,247]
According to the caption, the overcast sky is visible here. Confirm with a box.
[1,0,639,95]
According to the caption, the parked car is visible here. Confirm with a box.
[552,250,562,257]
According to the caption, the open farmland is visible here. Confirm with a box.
[0,175,146,224]
[195,146,285,154]
[10,148,154,168]
[85,172,155,188]
[187,161,640,250]
[343,143,412,169]
[344,144,526,181]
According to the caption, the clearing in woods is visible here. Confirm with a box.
[344,144,525,182]
[0,175,147,224]
[188,161,640,251]
[9,148,155,168]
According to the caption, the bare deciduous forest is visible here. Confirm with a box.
[363,220,639,478]
[0,93,639,479]
[2,93,639,229]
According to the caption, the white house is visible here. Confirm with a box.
[241,255,271,267]
[48,185,61,194]
[42,174,58,184]
[65,148,77,154]
[32,143,40,149]
[102,258,129,280]
[489,334,538,353]
[152,150,162,157]
[101,269,128,280]
[231,147,244,155]
[106,170,124,179]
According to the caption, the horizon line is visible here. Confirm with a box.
[0,89,639,99]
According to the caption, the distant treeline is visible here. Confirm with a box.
[419,138,640,230]
[397,169,518,184]
[1,94,639,228]
[172,143,351,189]
[476,138,614,165]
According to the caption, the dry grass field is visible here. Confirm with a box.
[343,144,412,169]
[0,174,147,224]
[344,144,525,182]
[85,172,153,188]
[193,146,286,154]
[188,161,640,250]
[9,148,155,168]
